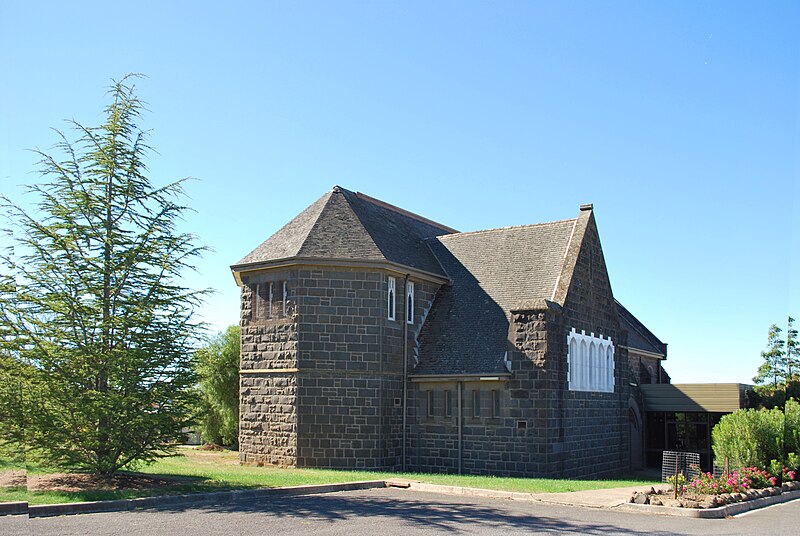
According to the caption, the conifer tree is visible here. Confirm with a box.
[0,75,206,476]
[754,324,786,388]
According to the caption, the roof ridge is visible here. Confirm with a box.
[354,190,459,234]
[551,218,579,301]
[433,217,577,240]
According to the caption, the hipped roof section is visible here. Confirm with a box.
[232,186,455,278]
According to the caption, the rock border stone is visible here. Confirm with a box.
[618,489,800,518]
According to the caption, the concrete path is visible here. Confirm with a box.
[389,479,669,509]
[529,483,671,508]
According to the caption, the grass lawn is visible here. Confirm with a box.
[2,446,659,505]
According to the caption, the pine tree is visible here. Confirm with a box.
[0,75,206,476]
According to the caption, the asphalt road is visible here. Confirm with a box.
[2,488,798,536]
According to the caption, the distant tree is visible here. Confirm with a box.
[195,326,240,448]
[787,317,799,385]
[754,324,787,388]
[0,75,206,476]
[752,317,800,407]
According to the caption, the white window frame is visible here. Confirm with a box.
[388,276,396,321]
[567,328,614,393]
[406,280,414,324]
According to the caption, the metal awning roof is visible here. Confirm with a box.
[640,383,750,413]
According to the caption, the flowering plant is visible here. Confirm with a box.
[682,466,780,496]
[684,470,746,495]
[741,466,777,488]
[782,466,796,482]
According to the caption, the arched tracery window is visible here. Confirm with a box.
[567,328,614,393]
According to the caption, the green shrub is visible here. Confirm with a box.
[712,407,784,469]
[786,399,800,456]
[194,326,240,448]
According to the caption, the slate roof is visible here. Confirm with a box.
[616,300,667,357]
[233,186,454,277]
[415,219,577,375]
[234,186,666,376]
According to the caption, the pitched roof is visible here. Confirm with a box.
[233,186,454,277]
[415,218,577,375]
[616,300,667,357]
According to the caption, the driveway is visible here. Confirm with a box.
[4,487,798,536]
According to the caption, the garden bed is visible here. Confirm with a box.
[631,481,800,509]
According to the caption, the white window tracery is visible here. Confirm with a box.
[567,328,614,393]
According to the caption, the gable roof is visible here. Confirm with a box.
[616,300,667,358]
[415,218,578,375]
[232,186,455,278]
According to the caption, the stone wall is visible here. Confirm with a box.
[409,301,564,477]
[559,215,638,478]
[239,265,440,470]
[239,271,299,465]
[406,213,643,479]
[239,373,297,465]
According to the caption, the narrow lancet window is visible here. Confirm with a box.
[388,276,396,321]
[406,281,414,324]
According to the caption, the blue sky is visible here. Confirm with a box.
[1,1,797,383]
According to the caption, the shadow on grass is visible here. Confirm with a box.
[22,471,261,505]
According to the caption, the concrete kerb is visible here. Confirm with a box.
[615,489,800,518]
[0,501,28,516]
[23,480,387,518]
